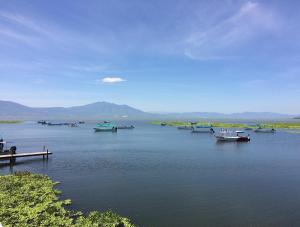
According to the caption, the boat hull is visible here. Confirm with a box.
[215,136,250,142]
[177,126,193,130]
[117,126,134,129]
[94,128,117,132]
[254,129,275,133]
[192,127,214,133]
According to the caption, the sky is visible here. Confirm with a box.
[0,0,300,114]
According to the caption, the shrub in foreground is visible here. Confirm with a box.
[0,171,134,227]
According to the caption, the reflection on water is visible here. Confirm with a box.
[1,121,300,227]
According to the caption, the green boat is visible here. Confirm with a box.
[94,123,117,132]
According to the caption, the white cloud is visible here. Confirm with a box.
[100,77,126,84]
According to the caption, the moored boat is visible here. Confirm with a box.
[37,120,48,124]
[177,126,193,130]
[0,138,16,155]
[161,122,167,126]
[94,123,117,132]
[117,125,135,129]
[254,127,276,133]
[192,126,215,133]
[214,130,250,142]
[47,122,64,126]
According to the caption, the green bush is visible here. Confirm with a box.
[0,172,135,227]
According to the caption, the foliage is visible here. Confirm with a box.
[75,211,134,227]
[0,120,22,124]
[0,172,135,227]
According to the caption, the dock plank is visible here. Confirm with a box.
[0,151,52,159]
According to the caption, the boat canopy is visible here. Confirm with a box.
[96,123,116,128]
[235,131,245,133]
[196,125,212,128]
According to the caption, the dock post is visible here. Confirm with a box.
[10,154,15,166]
[9,146,17,166]
[46,149,49,159]
[43,146,46,160]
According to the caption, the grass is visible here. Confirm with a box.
[150,121,300,129]
[0,171,135,227]
[0,120,23,124]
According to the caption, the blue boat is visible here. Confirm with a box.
[94,123,117,132]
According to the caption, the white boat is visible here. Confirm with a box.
[214,130,250,142]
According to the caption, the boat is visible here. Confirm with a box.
[104,121,111,124]
[117,125,135,129]
[190,122,198,125]
[254,127,276,133]
[94,127,117,132]
[0,138,5,153]
[214,130,250,142]
[94,123,117,132]
[161,122,167,126]
[177,126,193,130]
[37,120,48,124]
[47,122,64,126]
[0,138,15,155]
[192,126,215,133]
[78,121,85,124]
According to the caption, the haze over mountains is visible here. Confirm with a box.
[0,100,298,120]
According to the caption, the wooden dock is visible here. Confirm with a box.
[0,149,52,165]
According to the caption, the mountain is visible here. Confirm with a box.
[0,100,298,120]
[0,100,151,120]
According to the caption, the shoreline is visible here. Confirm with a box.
[0,120,23,124]
[150,121,300,129]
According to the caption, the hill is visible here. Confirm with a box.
[0,100,297,120]
[0,100,150,120]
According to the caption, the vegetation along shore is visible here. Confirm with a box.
[0,172,135,227]
[0,120,22,124]
[150,121,300,129]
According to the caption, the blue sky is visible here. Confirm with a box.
[0,0,299,113]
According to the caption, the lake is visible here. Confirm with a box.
[1,121,300,226]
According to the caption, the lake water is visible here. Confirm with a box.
[1,121,300,226]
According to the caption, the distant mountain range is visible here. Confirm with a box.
[163,112,298,119]
[0,100,152,120]
[0,100,298,120]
